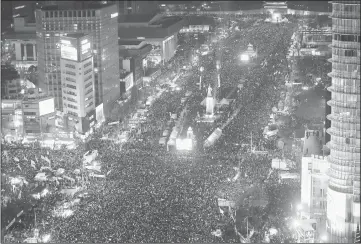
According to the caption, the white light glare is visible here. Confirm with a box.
[296,204,302,211]
[240,54,250,62]
[42,234,51,243]
[321,235,327,241]
[292,220,299,228]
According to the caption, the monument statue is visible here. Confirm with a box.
[207,85,213,97]
[206,85,214,116]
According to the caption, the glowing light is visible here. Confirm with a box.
[240,54,250,61]
[14,5,25,9]
[39,98,55,116]
[269,228,278,236]
[176,138,193,151]
[82,42,91,54]
[321,235,327,241]
[302,86,309,90]
[292,220,299,228]
[81,39,88,45]
[41,188,49,197]
[297,204,302,211]
[111,13,118,18]
[42,234,51,243]
[61,45,78,61]
[272,13,281,21]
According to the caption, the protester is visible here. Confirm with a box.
[2,15,303,243]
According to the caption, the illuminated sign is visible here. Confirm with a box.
[81,42,91,54]
[39,98,55,116]
[61,40,71,45]
[2,103,14,109]
[81,39,88,45]
[61,45,78,61]
[111,12,118,18]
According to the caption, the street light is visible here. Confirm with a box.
[216,61,221,88]
[199,66,204,90]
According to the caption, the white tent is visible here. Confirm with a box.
[85,165,101,172]
[55,168,65,176]
[162,130,170,137]
[159,137,167,145]
[60,187,81,197]
[219,98,230,106]
[34,173,47,182]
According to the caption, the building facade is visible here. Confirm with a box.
[119,70,134,99]
[35,3,119,118]
[1,99,24,141]
[301,154,329,238]
[327,1,361,242]
[60,33,96,134]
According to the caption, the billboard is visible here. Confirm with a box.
[61,45,78,61]
[96,103,105,124]
[39,98,55,116]
[80,39,92,61]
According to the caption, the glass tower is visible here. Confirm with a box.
[35,3,119,118]
[327,1,360,242]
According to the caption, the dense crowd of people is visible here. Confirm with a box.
[2,15,306,243]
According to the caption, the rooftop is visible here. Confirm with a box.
[119,13,158,23]
[118,40,144,46]
[119,70,132,79]
[151,16,183,28]
[2,31,36,40]
[185,16,215,26]
[303,134,323,156]
[40,2,115,11]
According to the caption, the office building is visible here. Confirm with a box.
[11,1,37,22]
[35,3,119,118]
[118,13,183,64]
[60,33,96,134]
[1,91,55,140]
[119,40,152,86]
[326,1,360,242]
[120,0,159,15]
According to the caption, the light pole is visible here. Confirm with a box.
[216,61,221,88]
[199,66,204,90]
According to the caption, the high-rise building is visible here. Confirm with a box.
[60,33,96,134]
[326,1,360,242]
[35,3,119,118]
[11,1,37,22]
[121,0,159,14]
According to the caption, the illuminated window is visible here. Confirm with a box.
[66,84,76,90]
